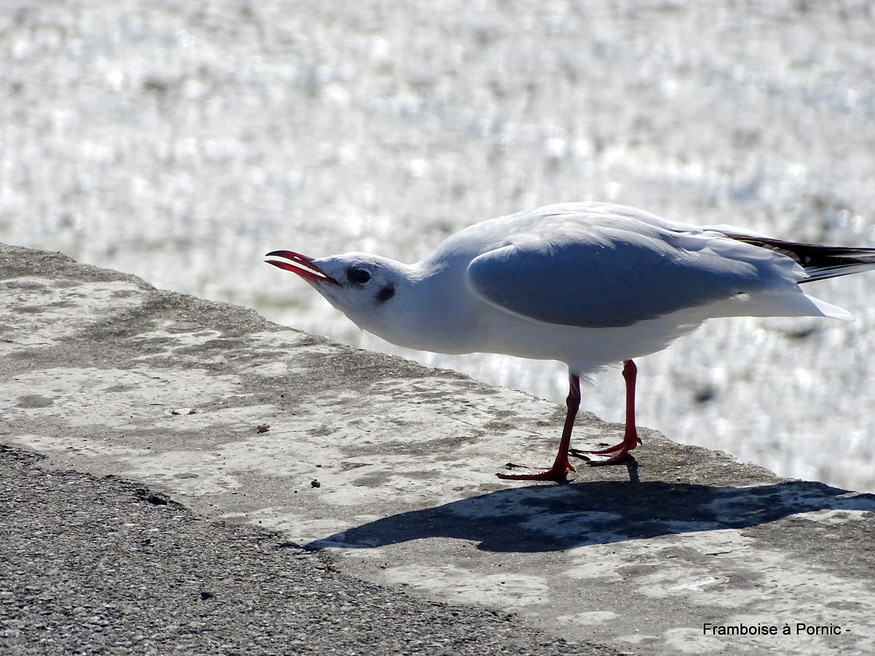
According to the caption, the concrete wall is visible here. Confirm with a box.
[3,242,874,655]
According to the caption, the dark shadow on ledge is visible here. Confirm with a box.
[303,480,875,553]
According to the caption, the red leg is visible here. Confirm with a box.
[497,374,580,481]
[570,360,642,465]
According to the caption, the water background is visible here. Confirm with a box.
[3,1,875,491]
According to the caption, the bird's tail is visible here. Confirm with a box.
[722,234,875,283]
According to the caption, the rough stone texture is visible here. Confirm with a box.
[2,242,874,655]
[0,445,614,656]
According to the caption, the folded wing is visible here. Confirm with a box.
[466,220,808,328]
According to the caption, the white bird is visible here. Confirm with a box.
[266,201,875,481]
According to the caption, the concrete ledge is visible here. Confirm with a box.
[3,242,874,655]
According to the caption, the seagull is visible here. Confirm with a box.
[266,201,875,481]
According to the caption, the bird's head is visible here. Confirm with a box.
[265,250,406,334]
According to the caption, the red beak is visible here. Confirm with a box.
[265,250,339,285]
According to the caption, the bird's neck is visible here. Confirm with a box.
[373,260,482,355]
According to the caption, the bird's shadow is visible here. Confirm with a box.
[302,479,875,553]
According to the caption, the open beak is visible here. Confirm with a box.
[265,250,339,285]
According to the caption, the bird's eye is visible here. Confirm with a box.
[347,268,371,285]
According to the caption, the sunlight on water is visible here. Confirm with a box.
[2,0,874,491]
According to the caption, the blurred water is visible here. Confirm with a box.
[3,1,875,491]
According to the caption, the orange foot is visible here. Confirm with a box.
[496,460,575,481]
[570,435,641,466]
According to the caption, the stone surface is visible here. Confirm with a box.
[2,242,874,655]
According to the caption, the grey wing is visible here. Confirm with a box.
[466,226,768,328]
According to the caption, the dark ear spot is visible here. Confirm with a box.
[376,284,395,303]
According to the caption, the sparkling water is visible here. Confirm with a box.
[3,1,874,491]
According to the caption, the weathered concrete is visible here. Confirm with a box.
[3,242,874,655]
[2,445,617,656]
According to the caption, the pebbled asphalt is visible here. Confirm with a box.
[0,445,618,656]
